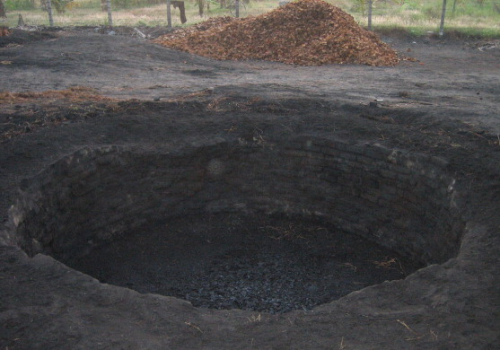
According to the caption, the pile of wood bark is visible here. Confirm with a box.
[0,27,10,37]
[154,0,398,66]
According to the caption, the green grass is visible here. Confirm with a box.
[375,25,500,39]
[1,0,499,38]
[1,0,276,27]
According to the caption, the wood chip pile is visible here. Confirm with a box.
[154,0,399,66]
[0,27,11,37]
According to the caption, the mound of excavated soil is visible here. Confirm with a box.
[154,0,399,66]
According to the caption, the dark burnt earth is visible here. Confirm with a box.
[0,27,499,350]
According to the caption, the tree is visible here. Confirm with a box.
[0,0,6,18]
[197,0,204,17]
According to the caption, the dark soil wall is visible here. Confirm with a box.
[9,137,464,266]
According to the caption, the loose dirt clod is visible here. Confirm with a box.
[154,0,399,66]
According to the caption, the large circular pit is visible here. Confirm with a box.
[8,138,464,313]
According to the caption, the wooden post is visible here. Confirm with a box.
[235,0,239,18]
[46,0,54,26]
[166,0,172,28]
[106,0,113,27]
[197,0,203,17]
[0,0,6,18]
[439,0,447,36]
[368,0,373,31]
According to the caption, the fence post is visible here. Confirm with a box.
[166,0,172,28]
[235,0,239,18]
[0,0,6,18]
[439,0,447,36]
[367,0,373,30]
[46,0,54,26]
[106,0,113,27]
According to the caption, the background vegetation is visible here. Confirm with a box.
[1,0,499,37]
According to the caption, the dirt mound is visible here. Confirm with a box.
[154,0,398,66]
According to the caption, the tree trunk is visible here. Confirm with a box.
[172,1,187,24]
[197,0,204,17]
[0,0,7,18]
[46,0,54,26]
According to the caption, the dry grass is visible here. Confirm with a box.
[373,257,406,275]
[1,0,498,36]
[0,87,116,142]
[247,313,263,323]
[370,13,500,31]
[0,87,113,104]
[1,1,279,27]
[3,5,171,27]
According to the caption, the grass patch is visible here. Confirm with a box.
[375,25,500,39]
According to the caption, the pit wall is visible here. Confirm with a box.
[7,137,465,265]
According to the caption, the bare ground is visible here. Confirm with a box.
[0,27,499,350]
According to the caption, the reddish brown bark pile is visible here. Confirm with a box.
[0,26,10,37]
[154,0,398,66]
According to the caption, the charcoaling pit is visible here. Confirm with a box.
[7,137,465,313]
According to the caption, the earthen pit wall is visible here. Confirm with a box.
[7,138,464,266]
